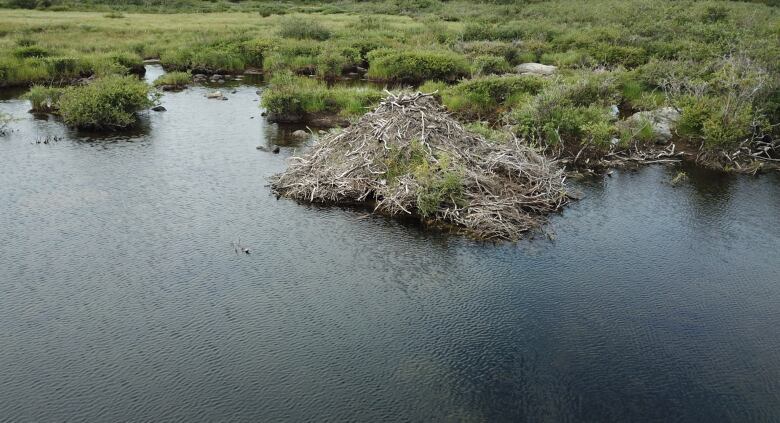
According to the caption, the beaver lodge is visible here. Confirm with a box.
[271,92,569,241]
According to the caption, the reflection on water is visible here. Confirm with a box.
[1,67,779,422]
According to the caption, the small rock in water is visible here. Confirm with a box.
[272,146,280,154]
[231,89,237,94]
[206,91,223,99]
[256,145,269,151]
[260,111,267,116]
[292,129,309,139]
[255,90,262,95]
[151,105,166,112]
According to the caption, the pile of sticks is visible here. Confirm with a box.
[271,91,568,240]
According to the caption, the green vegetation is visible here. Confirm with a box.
[384,139,465,217]
[153,71,190,88]
[55,75,154,129]
[0,0,777,159]
[367,50,470,83]
[261,72,382,121]
[24,85,63,112]
[422,74,548,120]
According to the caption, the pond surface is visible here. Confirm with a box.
[1,67,779,422]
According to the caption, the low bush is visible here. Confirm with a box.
[57,75,154,130]
[13,45,50,59]
[367,50,469,83]
[426,74,548,119]
[278,18,331,41]
[24,85,63,112]
[153,71,190,88]
[456,41,520,64]
[261,72,382,121]
[471,55,511,76]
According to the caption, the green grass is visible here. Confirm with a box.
[24,85,63,111]
[261,72,382,121]
[153,71,190,88]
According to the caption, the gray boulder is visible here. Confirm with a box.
[627,107,681,144]
[515,63,557,76]
[292,129,309,139]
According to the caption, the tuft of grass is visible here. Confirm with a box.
[153,71,190,88]
[278,17,331,41]
[24,85,63,112]
[261,72,382,121]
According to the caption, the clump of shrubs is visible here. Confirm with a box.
[28,75,155,130]
[153,71,191,90]
[471,55,511,76]
[278,18,331,41]
[367,50,470,83]
[423,74,548,120]
[261,72,382,123]
[24,85,63,112]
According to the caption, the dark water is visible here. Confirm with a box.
[1,67,779,422]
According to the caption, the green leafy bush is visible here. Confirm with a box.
[57,75,154,130]
[471,55,511,76]
[13,45,50,59]
[24,85,63,112]
[278,18,331,40]
[436,74,548,119]
[367,50,469,83]
[261,72,382,121]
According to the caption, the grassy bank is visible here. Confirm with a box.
[1,0,778,164]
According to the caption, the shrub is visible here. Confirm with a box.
[153,71,190,88]
[540,50,593,68]
[456,41,520,64]
[278,18,331,41]
[472,55,511,76]
[57,75,154,130]
[512,83,617,152]
[261,72,382,120]
[190,48,245,73]
[438,74,548,119]
[240,38,276,68]
[13,45,50,59]
[24,85,63,112]
[367,50,469,83]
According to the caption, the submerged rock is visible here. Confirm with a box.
[206,91,225,100]
[515,63,557,76]
[151,105,167,112]
[292,130,309,139]
[627,107,681,144]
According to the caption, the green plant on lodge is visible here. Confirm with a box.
[56,75,155,130]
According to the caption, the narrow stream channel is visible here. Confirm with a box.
[1,66,779,422]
